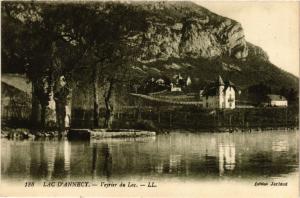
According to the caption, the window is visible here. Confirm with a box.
[228,94,234,103]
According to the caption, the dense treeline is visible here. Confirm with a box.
[2,2,145,130]
[245,83,298,106]
[70,106,298,131]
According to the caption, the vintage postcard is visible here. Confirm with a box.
[0,1,299,197]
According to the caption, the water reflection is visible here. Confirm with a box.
[64,141,71,179]
[91,145,97,179]
[101,144,112,179]
[91,144,112,179]
[1,131,298,181]
[46,144,56,180]
[169,154,182,173]
[272,140,288,152]
[219,143,236,176]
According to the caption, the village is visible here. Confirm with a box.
[0,1,298,139]
[1,71,298,140]
[131,74,290,109]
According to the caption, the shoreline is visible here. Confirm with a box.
[1,126,298,140]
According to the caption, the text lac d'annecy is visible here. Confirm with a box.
[43,181,90,187]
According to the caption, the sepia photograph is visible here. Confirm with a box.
[0,1,299,197]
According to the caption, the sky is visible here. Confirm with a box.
[194,1,299,76]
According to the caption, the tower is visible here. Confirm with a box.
[218,75,225,108]
[186,76,192,86]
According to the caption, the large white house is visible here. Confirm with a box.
[202,76,237,109]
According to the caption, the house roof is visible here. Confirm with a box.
[202,76,237,96]
[202,86,219,96]
[218,75,224,85]
[267,94,287,101]
[1,73,32,94]
[224,80,237,92]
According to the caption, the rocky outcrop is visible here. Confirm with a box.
[247,42,269,61]
[140,19,182,60]
[132,2,249,61]
[118,2,298,92]
[179,17,222,58]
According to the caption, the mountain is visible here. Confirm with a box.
[2,1,298,94]
[120,1,298,92]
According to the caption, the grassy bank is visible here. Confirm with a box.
[71,106,298,130]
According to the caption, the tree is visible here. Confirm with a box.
[53,3,146,128]
[3,2,147,130]
[102,44,138,129]
[45,3,112,128]
[287,88,298,106]
[3,3,80,130]
[96,4,146,129]
[247,82,271,105]
[278,87,298,106]
[2,3,56,128]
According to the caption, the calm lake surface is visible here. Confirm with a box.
[1,130,298,182]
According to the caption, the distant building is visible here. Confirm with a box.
[142,77,169,93]
[186,76,192,86]
[170,83,182,92]
[170,74,191,92]
[156,78,165,85]
[199,89,204,97]
[266,94,288,107]
[202,76,237,109]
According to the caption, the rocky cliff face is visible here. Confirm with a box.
[119,2,298,92]
[129,1,250,62]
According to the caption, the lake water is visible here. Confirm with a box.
[1,130,298,183]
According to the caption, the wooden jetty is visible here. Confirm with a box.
[67,128,156,140]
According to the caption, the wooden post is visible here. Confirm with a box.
[217,110,220,127]
[229,114,232,132]
[92,145,97,179]
[169,112,172,128]
[158,110,161,123]
[285,108,288,130]
[138,107,141,120]
[213,111,216,129]
[83,110,86,123]
[132,110,135,120]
